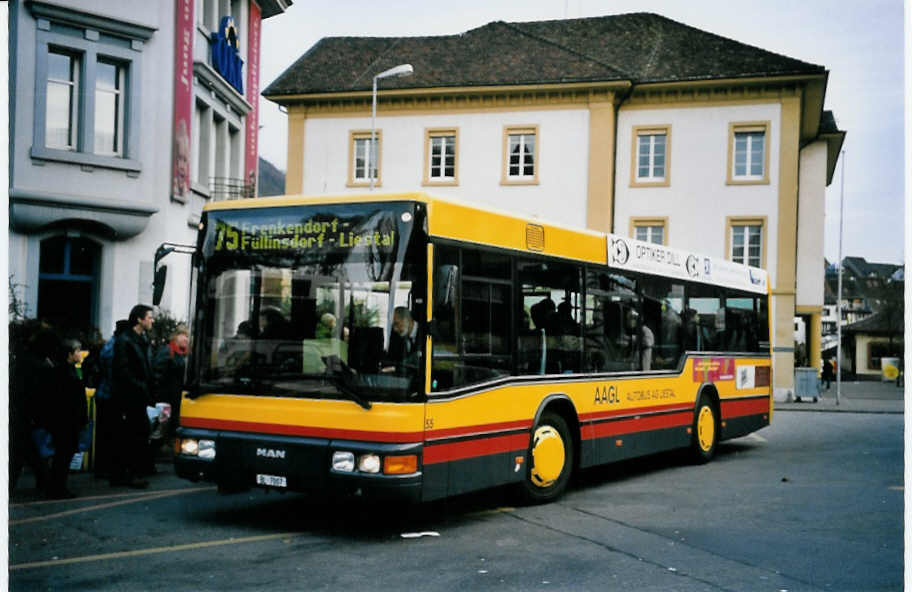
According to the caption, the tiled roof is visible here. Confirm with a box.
[842,311,902,335]
[842,256,902,279]
[263,13,825,97]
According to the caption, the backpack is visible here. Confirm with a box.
[95,337,116,401]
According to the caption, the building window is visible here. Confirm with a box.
[29,3,152,172]
[423,128,458,185]
[348,131,381,186]
[630,218,667,245]
[727,217,767,268]
[45,49,80,150]
[727,122,770,184]
[502,125,539,185]
[631,125,670,186]
[94,59,125,156]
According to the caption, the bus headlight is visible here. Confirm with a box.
[198,439,216,460]
[332,451,355,472]
[180,438,200,456]
[357,454,381,474]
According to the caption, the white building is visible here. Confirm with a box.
[9,0,289,338]
[263,14,845,398]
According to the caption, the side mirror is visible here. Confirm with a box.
[153,265,168,306]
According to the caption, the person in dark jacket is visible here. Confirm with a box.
[109,305,155,489]
[153,326,189,438]
[9,320,51,494]
[38,337,88,499]
[821,357,835,390]
[93,319,131,478]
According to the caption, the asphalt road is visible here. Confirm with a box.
[8,410,903,591]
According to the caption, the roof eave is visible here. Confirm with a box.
[820,129,847,186]
[263,79,633,105]
[257,0,292,19]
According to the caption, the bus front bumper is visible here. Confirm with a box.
[174,428,423,502]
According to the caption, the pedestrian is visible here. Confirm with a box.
[821,357,834,390]
[109,305,155,489]
[9,319,50,494]
[93,319,131,478]
[40,338,89,499]
[153,326,189,441]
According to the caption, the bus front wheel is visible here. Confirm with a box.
[690,394,719,464]
[520,412,573,504]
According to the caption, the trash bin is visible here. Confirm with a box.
[794,367,820,402]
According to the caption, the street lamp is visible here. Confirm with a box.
[370,64,413,190]
[836,149,846,406]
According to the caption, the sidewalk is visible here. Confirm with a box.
[776,380,906,414]
[9,450,202,505]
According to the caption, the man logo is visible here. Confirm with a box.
[612,239,630,265]
[256,448,286,459]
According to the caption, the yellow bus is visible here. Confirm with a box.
[173,192,771,503]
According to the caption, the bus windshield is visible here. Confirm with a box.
[192,202,427,404]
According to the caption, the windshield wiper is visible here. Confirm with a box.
[322,355,372,410]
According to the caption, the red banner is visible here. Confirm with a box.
[171,0,194,202]
[244,1,261,196]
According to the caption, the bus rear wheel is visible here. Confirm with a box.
[520,412,573,504]
[690,394,719,464]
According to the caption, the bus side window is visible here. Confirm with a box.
[724,294,756,353]
[639,278,684,370]
[584,270,639,372]
[431,245,459,391]
[431,245,512,391]
[519,260,581,375]
[687,284,724,352]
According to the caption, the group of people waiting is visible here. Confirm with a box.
[9,304,188,499]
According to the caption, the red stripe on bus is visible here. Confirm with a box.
[424,433,529,465]
[581,411,693,440]
[181,417,423,443]
[425,419,532,441]
[721,397,770,419]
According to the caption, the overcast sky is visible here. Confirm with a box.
[258,0,905,265]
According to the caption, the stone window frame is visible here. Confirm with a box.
[28,1,155,173]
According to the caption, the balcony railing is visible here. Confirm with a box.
[210,177,255,201]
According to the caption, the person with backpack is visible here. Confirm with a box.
[93,320,130,479]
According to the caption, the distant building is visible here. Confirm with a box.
[264,13,845,399]
[9,0,290,335]
[841,312,904,378]
[824,256,903,327]
[822,256,904,373]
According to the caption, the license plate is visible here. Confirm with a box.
[256,474,287,488]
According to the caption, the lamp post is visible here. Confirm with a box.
[836,149,846,406]
[370,64,414,190]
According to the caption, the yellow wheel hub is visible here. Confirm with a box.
[697,406,715,452]
[530,426,565,487]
